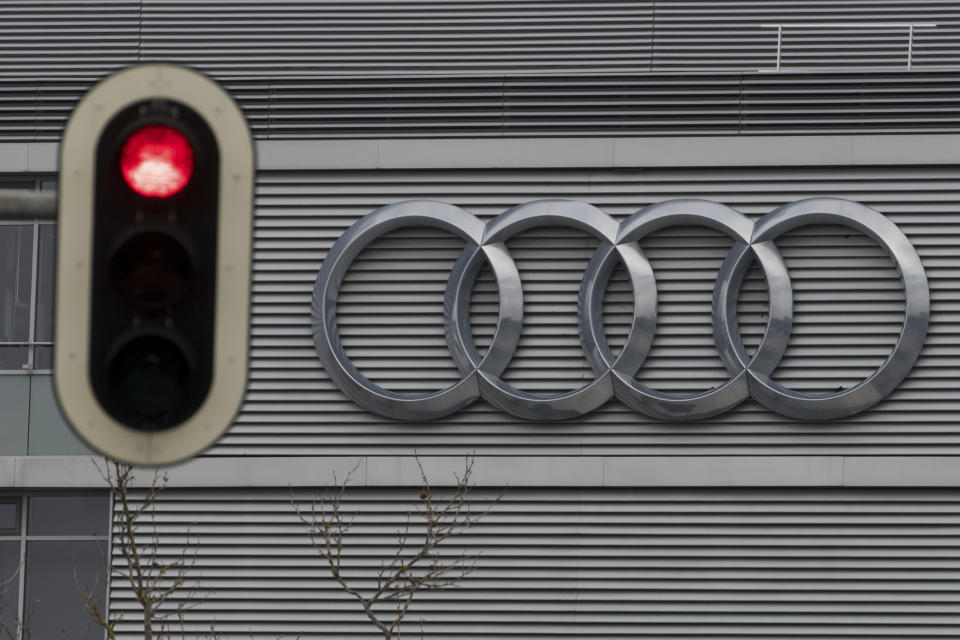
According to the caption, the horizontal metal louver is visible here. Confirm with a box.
[111,487,960,638]
[4,1,960,78]
[138,0,653,76]
[4,2,960,139]
[8,71,960,140]
[0,1,139,78]
[647,0,960,71]
[227,165,957,457]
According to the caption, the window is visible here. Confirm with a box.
[0,493,109,639]
[0,180,56,374]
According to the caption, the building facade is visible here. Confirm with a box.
[2,1,960,637]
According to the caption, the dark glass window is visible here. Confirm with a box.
[24,540,105,638]
[0,224,34,371]
[28,495,108,537]
[0,541,18,637]
[33,225,56,371]
[0,502,18,534]
[0,494,109,638]
[0,179,57,373]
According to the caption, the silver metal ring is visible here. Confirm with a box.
[312,197,928,422]
[744,198,929,420]
[586,199,794,420]
[452,199,639,420]
[311,200,518,421]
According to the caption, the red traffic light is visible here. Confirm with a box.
[120,125,194,198]
[57,63,254,465]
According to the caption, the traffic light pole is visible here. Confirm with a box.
[0,189,55,219]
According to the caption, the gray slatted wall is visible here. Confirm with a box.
[14,71,960,140]
[231,165,958,456]
[649,1,960,71]
[139,0,653,76]
[5,1,960,77]
[111,487,960,638]
[5,2,960,139]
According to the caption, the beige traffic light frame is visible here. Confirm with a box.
[56,64,254,465]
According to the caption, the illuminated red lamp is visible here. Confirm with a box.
[120,125,194,198]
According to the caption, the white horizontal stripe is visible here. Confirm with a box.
[5,133,960,178]
[9,455,960,488]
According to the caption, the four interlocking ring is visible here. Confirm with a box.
[311,198,929,421]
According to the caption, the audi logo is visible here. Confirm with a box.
[312,198,928,422]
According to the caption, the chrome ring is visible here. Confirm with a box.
[312,197,928,422]
[450,199,649,420]
[744,198,929,420]
[311,200,515,420]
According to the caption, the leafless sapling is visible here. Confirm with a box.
[292,455,503,640]
[0,565,26,640]
[79,459,207,640]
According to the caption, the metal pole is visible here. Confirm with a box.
[0,190,56,219]
[908,24,914,70]
[776,25,782,71]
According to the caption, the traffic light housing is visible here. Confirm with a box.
[55,64,254,465]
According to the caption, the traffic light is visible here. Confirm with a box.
[55,64,254,465]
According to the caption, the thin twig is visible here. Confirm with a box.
[292,455,504,639]
[81,458,211,640]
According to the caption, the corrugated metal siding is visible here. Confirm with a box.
[111,487,960,638]
[255,72,960,139]
[139,1,653,76]
[227,165,957,457]
[5,2,960,139]
[9,72,960,141]
[0,1,139,78]
[5,1,960,78]
[648,1,960,71]
[10,71,960,140]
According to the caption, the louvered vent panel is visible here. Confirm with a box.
[740,73,960,134]
[111,487,960,638]
[4,1,960,139]
[9,72,960,140]
[228,165,958,457]
[140,1,653,76]
[0,1,139,78]
[6,1,956,78]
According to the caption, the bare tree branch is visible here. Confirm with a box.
[81,458,212,640]
[0,563,26,640]
[292,455,504,640]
